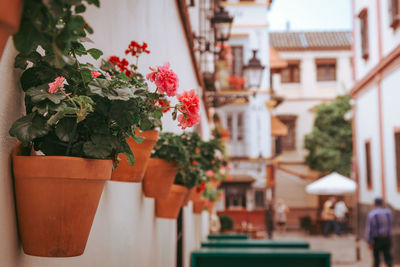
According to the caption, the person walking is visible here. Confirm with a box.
[365,197,393,267]
[275,199,289,233]
[334,198,348,235]
[322,197,338,236]
[264,201,274,239]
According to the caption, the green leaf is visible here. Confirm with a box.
[26,85,66,104]
[9,113,50,143]
[81,69,93,83]
[55,118,76,142]
[132,134,145,144]
[117,72,132,82]
[139,118,152,131]
[86,0,100,7]
[75,4,86,13]
[86,0,100,6]
[153,109,163,119]
[14,52,42,69]
[87,48,103,60]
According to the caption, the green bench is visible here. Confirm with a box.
[201,239,310,249]
[191,248,330,267]
[207,234,248,240]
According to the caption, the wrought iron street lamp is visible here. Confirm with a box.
[211,6,233,44]
[243,50,265,89]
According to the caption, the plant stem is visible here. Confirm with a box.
[72,50,87,94]
[65,122,78,156]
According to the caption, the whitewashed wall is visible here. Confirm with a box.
[379,0,400,58]
[353,0,380,80]
[354,86,382,205]
[381,68,400,209]
[0,0,209,266]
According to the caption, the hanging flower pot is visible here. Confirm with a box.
[0,0,22,60]
[12,143,112,257]
[142,158,178,199]
[155,184,187,219]
[182,186,195,206]
[190,184,204,202]
[111,129,159,183]
[193,199,205,214]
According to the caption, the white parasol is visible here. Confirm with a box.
[306,172,357,195]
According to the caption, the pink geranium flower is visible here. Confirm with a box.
[91,71,101,78]
[48,76,66,94]
[177,112,200,130]
[177,89,200,115]
[146,62,179,96]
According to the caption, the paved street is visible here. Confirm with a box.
[272,231,399,267]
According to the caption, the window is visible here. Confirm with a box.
[389,0,400,28]
[278,115,296,150]
[254,189,265,208]
[227,114,233,139]
[365,141,373,189]
[316,59,336,81]
[231,46,244,76]
[359,9,369,60]
[237,112,244,141]
[225,185,247,209]
[281,61,300,83]
[394,131,400,190]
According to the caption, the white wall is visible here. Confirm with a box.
[381,68,400,209]
[354,86,382,205]
[273,50,353,99]
[353,0,380,81]
[0,0,209,266]
[379,0,400,58]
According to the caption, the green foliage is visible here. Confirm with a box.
[151,132,188,164]
[9,0,147,164]
[152,132,225,188]
[304,94,353,176]
[202,182,221,202]
[219,215,234,231]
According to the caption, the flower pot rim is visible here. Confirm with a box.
[12,143,112,181]
[171,184,188,194]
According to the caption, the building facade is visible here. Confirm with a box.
[210,0,275,232]
[351,0,400,261]
[0,1,212,267]
[270,31,353,226]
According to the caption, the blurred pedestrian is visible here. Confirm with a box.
[365,197,393,267]
[334,197,348,235]
[322,197,339,236]
[264,201,274,239]
[275,199,289,233]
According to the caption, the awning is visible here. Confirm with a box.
[306,172,357,195]
[270,47,287,70]
[221,174,256,185]
[271,116,288,136]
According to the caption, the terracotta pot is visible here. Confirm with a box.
[190,187,202,202]
[155,185,188,219]
[0,0,23,60]
[142,158,178,199]
[12,143,112,257]
[182,186,195,206]
[193,199,205,214]
[111,130,159,183]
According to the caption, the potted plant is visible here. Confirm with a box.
[143,132,187,199]
[9,0,152,257]
[103,44,200,182]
